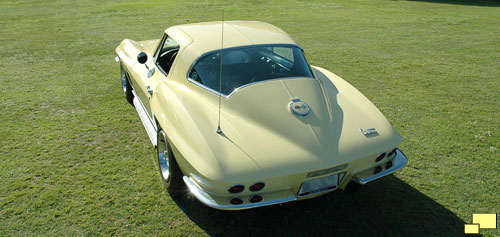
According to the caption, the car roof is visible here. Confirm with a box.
[165,21,297,58]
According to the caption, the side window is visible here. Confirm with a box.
[155,34,179,75]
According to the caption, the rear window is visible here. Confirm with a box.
[188,45,313,95]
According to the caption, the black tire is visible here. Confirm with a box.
[120,63,134,105]
[156,128,184,197]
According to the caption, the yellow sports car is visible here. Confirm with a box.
[115,21,408,210]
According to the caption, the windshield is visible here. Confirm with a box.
[188,45,313,96]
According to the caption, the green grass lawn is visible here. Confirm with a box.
[1,0,499,235]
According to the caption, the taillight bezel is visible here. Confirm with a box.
[249,182,265,192]
[375,152,386,162]
[228,184,245,194]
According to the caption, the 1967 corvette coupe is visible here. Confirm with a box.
[115,21,408,210]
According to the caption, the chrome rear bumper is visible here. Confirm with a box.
[183,149,408,210]
[183,176,297,210]
[355,149,408,185]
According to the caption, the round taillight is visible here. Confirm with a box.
[388,148,397,157]
[374,166,382,174]
[229,197,243,205]
[250,182,265,192]
[375,152,386,162]
[386,161,393,169]
[228,184,244,194]
[249,195,263,203]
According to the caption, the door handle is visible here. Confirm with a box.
[146,86,153,95]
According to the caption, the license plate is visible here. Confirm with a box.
[298,173,339,196]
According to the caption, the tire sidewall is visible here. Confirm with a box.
[157,129,172,188]
[156,128,184,196]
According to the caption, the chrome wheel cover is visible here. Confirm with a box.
[157,130,170,181]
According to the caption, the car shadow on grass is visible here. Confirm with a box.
[173,175,469,236]
[407,0,500,7]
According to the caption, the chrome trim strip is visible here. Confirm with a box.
[132,90,157,146]
[355,149,408,185]
[153,34,167,62]
[187,77,231,98]
[183,176,297,210]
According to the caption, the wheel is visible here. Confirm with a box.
[157,128,184,197]
[120,63,134,105]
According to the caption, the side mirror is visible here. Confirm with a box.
[137,52,148,64]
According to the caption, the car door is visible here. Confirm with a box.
[129,34,179,120]
[129,51,158,120]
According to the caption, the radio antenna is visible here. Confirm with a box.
[216,10,224,134]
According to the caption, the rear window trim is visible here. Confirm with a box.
[186,44,313,98]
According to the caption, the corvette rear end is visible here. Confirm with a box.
[114,21,408,210]
[178,69,408,210]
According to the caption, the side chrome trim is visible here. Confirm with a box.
[132,90,157,146]
[187,77,231,98]
[355,149,408,185]
[183,176,297,210]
